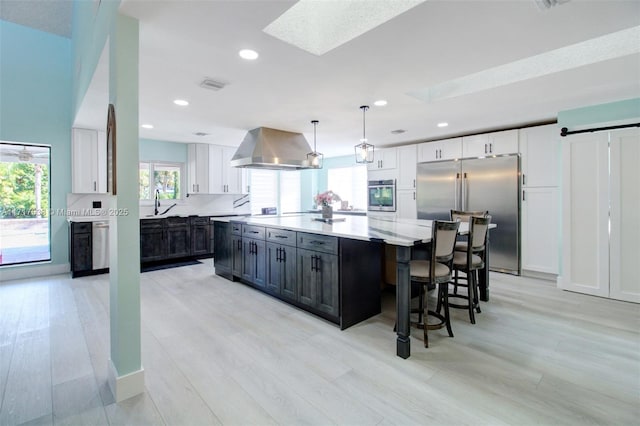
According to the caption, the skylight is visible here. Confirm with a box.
[263,0,426,56]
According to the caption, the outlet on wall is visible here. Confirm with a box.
[93,201,102,208]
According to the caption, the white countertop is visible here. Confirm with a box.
[213,214,474,247]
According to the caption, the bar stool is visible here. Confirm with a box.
[450,209,488,253]
[409,220,460,347]
[449,215,491,324]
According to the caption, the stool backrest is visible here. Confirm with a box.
[469,215,491,253]
[432,220,460,263]
[450,209,489,223]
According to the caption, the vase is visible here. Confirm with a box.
[322,205,333,219]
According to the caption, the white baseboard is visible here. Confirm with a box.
[108,359,145,403]
[0,262,70,282]
[522,269,558,282]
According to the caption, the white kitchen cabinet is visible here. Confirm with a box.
[396,145,417,190]
[417,137,462,162]
[187,143,210,194]
[72,128,106,193]
[521,187,559,275]
[189,143,246,195]
[396,190,417,220]
[367,147,397,171]
[519,124,560,188]
[559,127,640,303]
[211,145,245,194]
[462,129,518,158]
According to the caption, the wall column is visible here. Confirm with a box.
[107,13,143,402]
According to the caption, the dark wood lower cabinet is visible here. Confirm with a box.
[242,237,266,288]
[190,217,210,256]
[266,242,297,300]
[140,219,165,262]
[166,218,191,259]
[297,248,339,319]
[213,221,232,278]
[231,235,243,277]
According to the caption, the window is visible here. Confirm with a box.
[139,162,183,201]
[0,142,51,265]
[249,170,301,215]
[327,165,367,210]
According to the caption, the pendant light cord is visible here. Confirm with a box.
[360,105,369,142]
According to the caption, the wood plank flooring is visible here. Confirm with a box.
[0,262,638,425]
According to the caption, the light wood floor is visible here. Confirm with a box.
[1,262,639,425]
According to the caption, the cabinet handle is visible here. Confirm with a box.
[274,235,288,239]
[522,190,526,201]
[248,231,260,234]
[93,181,97,191]
[413,179,416,188]
[484,144,488,154]
[247,185,250,193]
[309,240,325,246]
[237,240,242,250]
[276,247,281,262]
[522,174,526,186]
[413,192,416,200]
[489,143,493,153]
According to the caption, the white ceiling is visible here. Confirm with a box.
[72,1,640,156]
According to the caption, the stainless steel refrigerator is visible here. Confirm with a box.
[416,155,520,274]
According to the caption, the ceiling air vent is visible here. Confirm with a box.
[193,132,209,137]
[199,78,226,91]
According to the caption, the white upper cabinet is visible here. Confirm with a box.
[462,129,518,158]
[72,128,106,193]
[187,143,210,194]
[417,137,462,162]
[367,147,397,171]
[519,124,560,188]
[396,145,417,190]
[188,143,246,195]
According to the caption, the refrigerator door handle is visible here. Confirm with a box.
[462,172,468,210]
[455,173,460,210]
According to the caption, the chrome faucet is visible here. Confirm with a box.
[154,189,160,215]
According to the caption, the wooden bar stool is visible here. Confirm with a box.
[449,215,491,323]
[409,220,460,347]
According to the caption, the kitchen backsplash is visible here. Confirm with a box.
[67,193,251,218]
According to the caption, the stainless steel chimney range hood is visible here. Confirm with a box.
[230,127,315,170]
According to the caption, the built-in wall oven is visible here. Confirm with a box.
[367,179,396,212]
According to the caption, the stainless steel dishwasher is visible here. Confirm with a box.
[92,220,109,269]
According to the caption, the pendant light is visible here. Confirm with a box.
[354,105,374,163]
[306,120,323,169]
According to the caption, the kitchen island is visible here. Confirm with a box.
[212,214,485,359]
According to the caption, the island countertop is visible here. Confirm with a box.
[211,214,472,246]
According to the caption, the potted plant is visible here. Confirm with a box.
[314,190,341,219]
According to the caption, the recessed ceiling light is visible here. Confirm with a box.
[141,124,154,129]
[374,100,388,106]
[239,49,259,60]
[173,99,189,106]
[437,122,449,128]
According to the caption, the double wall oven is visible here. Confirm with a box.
[367,179,396,212]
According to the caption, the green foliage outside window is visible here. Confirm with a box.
[0,162,50,218]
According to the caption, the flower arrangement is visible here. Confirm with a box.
[314,190,341,207]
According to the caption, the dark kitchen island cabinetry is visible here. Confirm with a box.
[265,228,297,301]
[297,233,339,319]
[213,217,383,329]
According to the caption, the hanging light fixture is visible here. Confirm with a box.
[306,120,323,169]
[354,105,374,163]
